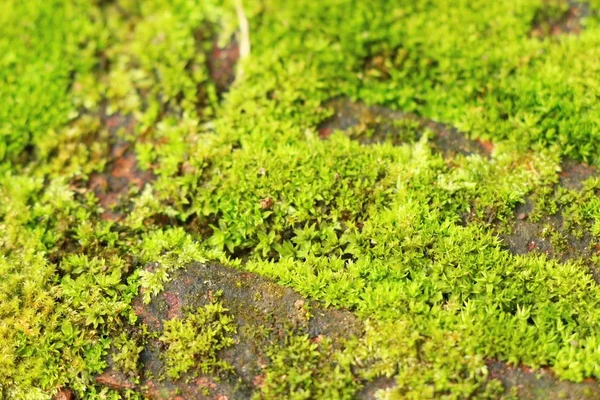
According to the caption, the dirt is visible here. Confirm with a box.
[96,262,362,398]
[318,98,492,159]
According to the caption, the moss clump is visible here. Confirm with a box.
[348,321,505,399]
[159,298,236,379]
[258,335,358,400]
[0,176,138,398]
[112,333,144,380]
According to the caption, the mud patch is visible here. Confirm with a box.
[97,262,362,398]
[318,98,491,158]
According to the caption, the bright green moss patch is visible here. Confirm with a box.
[258,335,357,400]
[348,321,505,399]
[0,176,139,398]
[5,0,600,398]
[0,0,103,167]
[159,298,236,379]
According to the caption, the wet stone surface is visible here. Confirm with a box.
[97,262,362,399]
[488,361,600,400]
[531,1,589,38]
[560,160,598,190]
[501,199,594,262]
[318,98,492,159]
[500,161,600,281]
[88,113,154,221]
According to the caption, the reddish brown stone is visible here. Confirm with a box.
[98,262,363,398]
[164,291,183,319]
[318,98,490,158]
[54,388,73,400]
[96,371,136,390]
[318,127,333,138]
[531,2,588,38]
[196,377,218,390]
[487,360,600,399]
[559,160,597,190]
[208,39,240,94]
[259,197,274,210]
[89,114,155,221]
[252,375,265,388]
[476,139,494,154]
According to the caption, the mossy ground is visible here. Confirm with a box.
[4,0,600,399]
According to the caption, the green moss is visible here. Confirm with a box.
[159,298,236,379]
[112,333,144,380]
[258,335,358,400]
[347,321,505,399]
[0,0,103,168]
[5,0,600,398]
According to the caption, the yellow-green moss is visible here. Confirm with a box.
[159,298,236,379]
[4,0,600,398]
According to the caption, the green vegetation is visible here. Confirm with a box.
[258,335,357,399]
[112,333,144,380]
[160,298,236,379]
[3,0,600,398]
[0,0,102,167]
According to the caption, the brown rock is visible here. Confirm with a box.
[54,388,73,400]
[259,197,274,210]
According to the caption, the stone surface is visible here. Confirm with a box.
[97,262,362,398]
